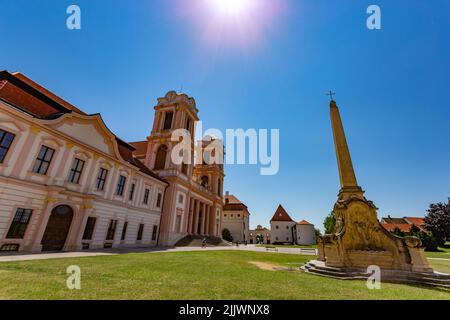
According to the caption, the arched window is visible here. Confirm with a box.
[154,145,168,170]
[201,176,209,188]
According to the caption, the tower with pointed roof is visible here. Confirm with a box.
[269,205,316,245]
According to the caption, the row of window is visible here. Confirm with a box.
[4,208,158,243]
[223,213,242,218]
[82,217,158,242]
[274,225,291,230]
[0,128,163,207]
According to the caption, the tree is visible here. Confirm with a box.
[315,228,322,238]
[323,213,336,234]
[222,228,233,242]
[392,227,405,237]
[424,198,450,246]
[409,225,439,252]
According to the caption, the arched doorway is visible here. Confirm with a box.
[256,234,264,244]
[41,205,74,252]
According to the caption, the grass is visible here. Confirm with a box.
[426,245,450,259]
[258,244,318,249]
[0,251,449,300]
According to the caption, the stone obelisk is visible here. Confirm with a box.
[310,99,433,277]
[330,100,363,199]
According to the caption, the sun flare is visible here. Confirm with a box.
[208,0,256,16]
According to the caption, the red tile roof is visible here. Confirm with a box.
[0,70,166,184]
[270,205,294,222]
[223,194,249,212]
[298,220,313,225]
[381,223,413,233]
[404,217,427,232]
[12,72,86,115]
[380,216,427,233]
[225,194,242,204]
[129,141,148,158]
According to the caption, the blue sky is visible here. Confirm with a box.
[1,0,449,230]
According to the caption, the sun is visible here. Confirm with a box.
[209,0,256,16]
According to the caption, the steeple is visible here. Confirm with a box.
[329,100,363,197]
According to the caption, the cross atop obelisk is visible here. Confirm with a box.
[326,90,336,101]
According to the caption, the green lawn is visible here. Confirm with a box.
[258,244,318,249]
[0,251,449,300]
[426,245,450,260]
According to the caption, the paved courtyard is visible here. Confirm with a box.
[0,245,317,262]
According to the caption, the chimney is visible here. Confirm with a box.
[225,191,230,197]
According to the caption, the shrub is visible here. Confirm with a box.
[222,228,233,242]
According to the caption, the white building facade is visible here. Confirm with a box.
[270,205,316,245]
[0,71,168,253]
[222,193,250,243]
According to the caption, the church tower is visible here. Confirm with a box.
[143,91,224,246]
[145,90,199,176]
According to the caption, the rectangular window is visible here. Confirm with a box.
[143,188,150,205]
[32,145,55,175]
[68,158,85,184]
[129,183,135,201]
[82,217,97,240]
[175,215,182,233]
[185,118,191,131]
[0,129,15,163]
[156,193,162,208]
[6,208,33,239]
[178,194,184,204]
[152,225,158,241]
[163,112,173,130]
[116,175,127,196]
[121,221,128,241]
[106,219,118,241]
[96,168,108,191]
[181,162,188,175]
[137,224,144,241]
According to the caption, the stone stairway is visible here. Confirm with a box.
[175,235,232,247]
[302,260,450,288]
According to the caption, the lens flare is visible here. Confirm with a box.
[208,0,256,16]
[176,0,285,50]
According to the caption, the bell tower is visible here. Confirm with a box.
[145,91,199,177]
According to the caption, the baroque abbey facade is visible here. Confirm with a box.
[0,71,223,253]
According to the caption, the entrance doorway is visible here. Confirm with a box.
[41,205,74,252]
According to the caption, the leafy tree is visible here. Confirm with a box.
[392,227,405,237]
[315,228,322,238]
[424,198,450,246]
[409,225,439,252]
[323,213,336,234]
[222,228,233,242]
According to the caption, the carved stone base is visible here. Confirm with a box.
[318,192,433,274]
[302,260,450,288]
